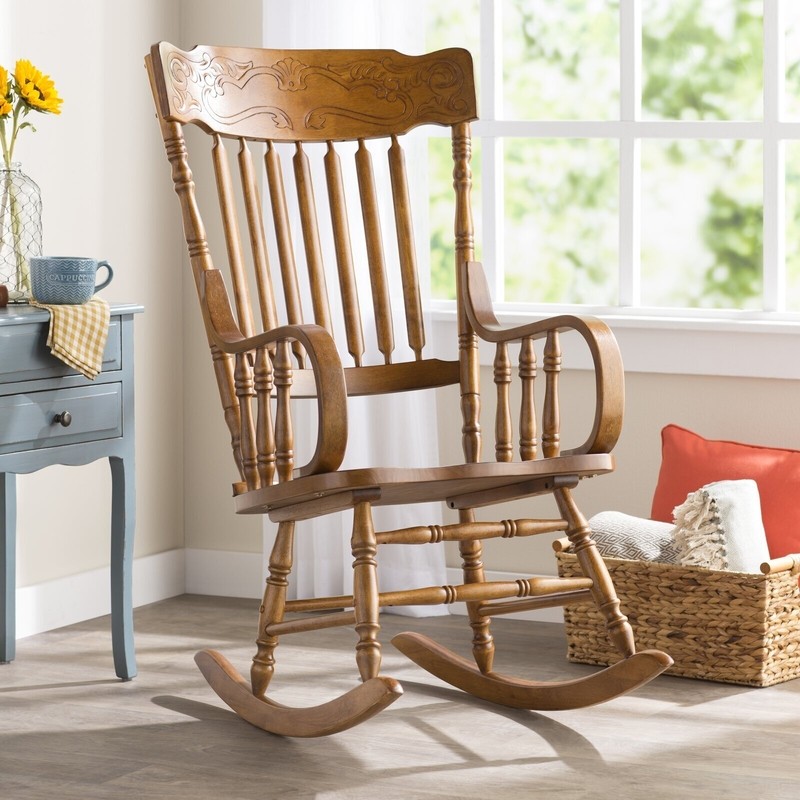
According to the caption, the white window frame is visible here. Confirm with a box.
[430,0,800,380]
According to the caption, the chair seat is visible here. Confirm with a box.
[235,453,614,516]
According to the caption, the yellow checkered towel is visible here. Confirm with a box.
[30,297,110,380]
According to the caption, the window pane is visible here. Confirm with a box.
[641,139,762,309]
[503,139,618,304]
[429,138,482,300]
[503,0,619,120]
[642,0,762,121]
[786,7,800,120]
[785,142,800,311]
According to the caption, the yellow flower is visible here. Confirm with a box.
[14,59,62,114]
[0,66,11,117]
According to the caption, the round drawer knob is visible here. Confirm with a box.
[53,411,73,428]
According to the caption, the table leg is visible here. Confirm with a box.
[109,455,136,680]
[1,472,15,663]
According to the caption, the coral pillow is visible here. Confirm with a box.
[651,424,800,559]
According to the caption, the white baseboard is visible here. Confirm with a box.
[17,548,185,640]
[185,547,264,598]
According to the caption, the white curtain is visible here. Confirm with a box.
[261,0,448,616]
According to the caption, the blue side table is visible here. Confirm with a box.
[0,303,142,680]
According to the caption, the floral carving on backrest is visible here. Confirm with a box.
[162,46,475,139]
[167,50,293,130]
[304,55,472,131]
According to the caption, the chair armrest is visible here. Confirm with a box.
[460,260,623,455]
[200,269,347,477]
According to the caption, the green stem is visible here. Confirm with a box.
[8,184,29,292]
[0,170,9,250]
[0,122,10,170]
[7,102,25,165]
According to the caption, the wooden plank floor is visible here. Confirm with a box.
[2,594,799,799]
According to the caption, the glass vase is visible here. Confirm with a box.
[0,163,43,302]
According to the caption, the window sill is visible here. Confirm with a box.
[428,302,800,381]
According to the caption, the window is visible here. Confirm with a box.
[425,0,800,318]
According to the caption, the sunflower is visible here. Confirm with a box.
[14,59,62,115]
[0,66,12,117]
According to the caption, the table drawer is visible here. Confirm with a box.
[0,318,122,384]
[0,383,123,454]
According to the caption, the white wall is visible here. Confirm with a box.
[4,0,185,590]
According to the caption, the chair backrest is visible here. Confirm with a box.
[146,43,479,488]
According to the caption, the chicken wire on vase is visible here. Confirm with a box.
[0,162,41,301]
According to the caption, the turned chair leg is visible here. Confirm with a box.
[351,501,382,681]
[555,487,636,658]
[252,520,295,697]
[459,509,495,674]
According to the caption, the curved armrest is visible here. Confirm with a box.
[200,269,347,477]
[461,260,623,455]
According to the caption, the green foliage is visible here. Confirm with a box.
[642,0,762,121]
[503,138,618,304]
[700,190,763,306]
[504,0,619,120]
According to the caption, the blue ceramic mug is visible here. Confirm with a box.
[30,256,114,305]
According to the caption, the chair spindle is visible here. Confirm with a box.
[494,342,513,462]
[519,336,537,460]
[542,330,562,458]
[388,136,424,360]
[235,351,259,490]
[255,345,276,488]
[294,142,332,333]
[274,339,295,482]
[212,134,255,338]
[325,142,365,367]
[355,140,394,364]
[238,139,278,331]
[265,141,305,368]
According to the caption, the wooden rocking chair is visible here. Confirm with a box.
[146,42,671,737]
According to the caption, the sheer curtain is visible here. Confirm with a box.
[261,0,448,615]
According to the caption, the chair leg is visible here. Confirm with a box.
[251,520,295,697]
[195,510,402,737]
[458,509,495,674]
[554,486,635,658]
[393,485,671,711]
[351,501,381,681]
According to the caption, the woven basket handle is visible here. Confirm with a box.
[552,537,573,554]
[760,554,800,575]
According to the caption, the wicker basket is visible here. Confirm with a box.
[555,542,800,687]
